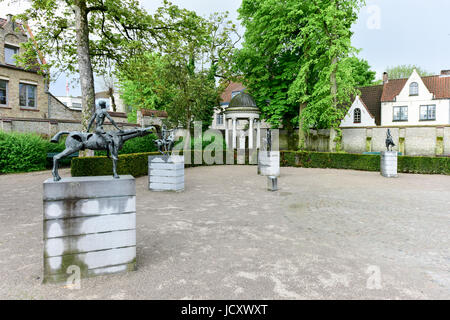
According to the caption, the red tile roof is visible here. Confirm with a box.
[220,82,245,103]
[359,85,384,125]
[381,75,450,102]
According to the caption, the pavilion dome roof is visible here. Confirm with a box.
[226,92,260,114]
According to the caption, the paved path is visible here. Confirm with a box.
[0,166,449,299]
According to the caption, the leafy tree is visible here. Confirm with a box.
[288,0,365,133]
[385,64,433,79]
[236,0,365,150]
[235,0,306,128]
[119,12,239,130]
[14,0,202,135]
[346,57,376,87]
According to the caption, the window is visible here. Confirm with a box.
[19,83,37,108]
[4,45,19,65]
[409,82,419,96]
[354,108,361,123]
[420,105,436,121]
[216,114,224,125]
[0,80,8,105]
[393,106,408,121]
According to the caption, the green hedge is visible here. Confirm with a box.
[0,131,49,173]
[71,152,160,177]
[71,150,248,177]
[72,150,449,178]
[95,133,158,156]
[281,151,449,175]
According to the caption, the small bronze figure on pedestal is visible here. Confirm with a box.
[386,129,396,151]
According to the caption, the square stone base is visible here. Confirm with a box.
[42,175,137,284]
[258,151,280,176]
[149,155,185,191]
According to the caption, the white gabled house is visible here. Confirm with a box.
[341,96,377,127]
[380,69,450,126]
[341,69,450,128]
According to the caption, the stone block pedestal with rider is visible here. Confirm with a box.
[43,103,155,283]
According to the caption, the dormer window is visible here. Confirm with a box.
[4,45,19,65]
[409,82,419,96]
[354,108,361,123]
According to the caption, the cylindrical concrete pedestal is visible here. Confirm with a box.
[380,151,398,178]
[42,175,137,283]
[267,176,278,191]
[149,155,184,191]
[258,151,280,176]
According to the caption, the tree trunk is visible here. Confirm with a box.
[186,106,191,131]
[298,102,307,150]
[74,1,95,156]
[109,87,117,112]
[330,56,338,108]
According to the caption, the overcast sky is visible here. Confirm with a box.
[1,0,449,96]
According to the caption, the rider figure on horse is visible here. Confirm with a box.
[87,100,123,159]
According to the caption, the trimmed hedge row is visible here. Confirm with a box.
[71,150,240,177]
[0,131,49,173]
[71,150,449,177]
[281,151,450,175]
[71,152,160,177]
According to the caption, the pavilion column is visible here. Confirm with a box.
[224,115,229,148]
[232,117,237,149]
[249,117,254,149]
[256,120,261,149]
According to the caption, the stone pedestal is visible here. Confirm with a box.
[267,176,278,191]
[380,151,398,178]
[43,176,137,284]
[149,155,184,191]
[258,151,280,176]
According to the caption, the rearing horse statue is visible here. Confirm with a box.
[50,126,155,181]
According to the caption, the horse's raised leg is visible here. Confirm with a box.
[53,148,76,181]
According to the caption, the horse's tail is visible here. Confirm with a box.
[50,131,70,143]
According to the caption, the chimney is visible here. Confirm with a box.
[441,70,450,76]
[383,72,389,84]
[6,14,15,31]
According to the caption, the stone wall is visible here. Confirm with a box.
[340,125,450,156]
[48,94,81,121]
[0,117,139,138]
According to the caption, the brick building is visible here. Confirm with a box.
[0,14,134,136]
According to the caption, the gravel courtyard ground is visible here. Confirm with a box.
[0,166,449,299]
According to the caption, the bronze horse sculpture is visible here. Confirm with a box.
[50,126,155,181]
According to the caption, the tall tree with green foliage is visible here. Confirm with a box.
[235,0,306,128]
[385,64,433,79]
[119,12,239,130]
[14,0,202,135]
[346,57,376,87]
[236,0,366,150]
[288,0,365,133]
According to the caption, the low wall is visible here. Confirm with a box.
[0,117,139,138]
[340,125,450,157]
